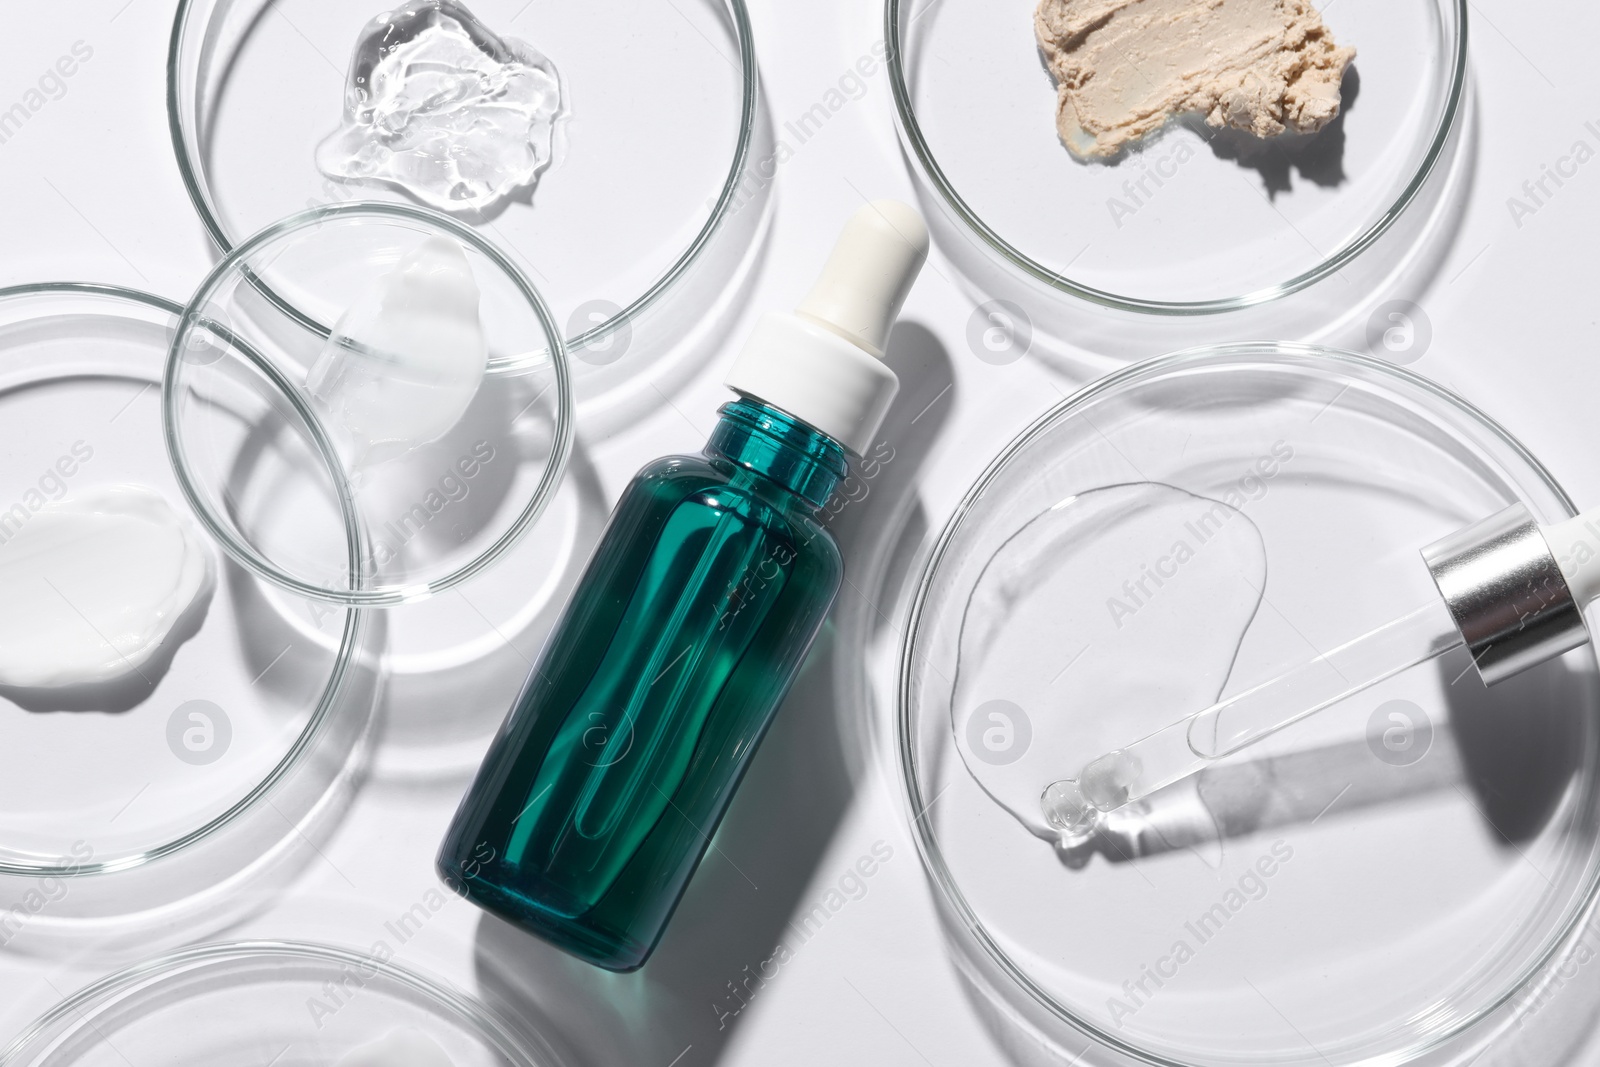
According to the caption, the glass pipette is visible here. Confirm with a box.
[1042,502,1599,837]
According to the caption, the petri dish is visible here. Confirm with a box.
[899,344,1600,1066]
[0,940,565,1066]
[167,0,763,425]
[261,445,607,784]
[886,0,1468,326]
[164,202,573,606]
[0,284,377,948]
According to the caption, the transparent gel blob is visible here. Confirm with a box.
[950,483,1267,849]
[306,235,488,470]
[316,0,565,213]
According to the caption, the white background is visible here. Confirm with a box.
[1,1,1598,1064]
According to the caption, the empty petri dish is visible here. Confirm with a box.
[168,0,763,425]
[887,0,1468,342]
[899,344,1600,1065]
[0,284,378,949]
[0,940,566,1065]
[164,202,573,606]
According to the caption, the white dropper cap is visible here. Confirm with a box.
[724,200,930,455]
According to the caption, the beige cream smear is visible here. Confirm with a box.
[1035,0,1356,160]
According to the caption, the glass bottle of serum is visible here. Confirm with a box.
[438,202,930,970]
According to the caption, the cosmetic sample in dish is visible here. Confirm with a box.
[1034,0,1356,160]
[316,0,565,213]
[0,485,212,690]
[307,235,488,469]
[1046,500,1600,840]
[950,482,1266,849]
[439,202,929,971]
[333,1028,456,1067]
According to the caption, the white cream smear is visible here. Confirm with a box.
[307,235,489,470]
[332,1028,457,1067]
[0,485,212,689]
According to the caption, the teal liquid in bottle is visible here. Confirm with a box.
[438,202,929,970]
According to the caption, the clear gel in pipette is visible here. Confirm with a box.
[1044,501,1600,841]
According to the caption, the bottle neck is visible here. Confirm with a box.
[705,398,848,509]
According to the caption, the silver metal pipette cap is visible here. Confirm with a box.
[1422,503,1589,685]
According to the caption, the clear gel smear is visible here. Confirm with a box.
[950,483,1266,852]
[316,0,565,213]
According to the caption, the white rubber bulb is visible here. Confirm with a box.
[723,200,930,455]
[795,199,930,358]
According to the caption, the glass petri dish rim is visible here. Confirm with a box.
[884,0,1471,317]
[0,281,368,879]
[895,341,1600,1066]
[162,199,577,607]
[0,939,556,1066]
[164,0,761,354]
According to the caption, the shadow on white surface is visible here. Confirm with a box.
[467,322,957,1067]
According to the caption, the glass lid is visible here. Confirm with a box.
[0,284,377,947]
[164,202,573,607]
[900,343,1600,1066]
[0,941,565,1066]
[887,0,1468,314]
